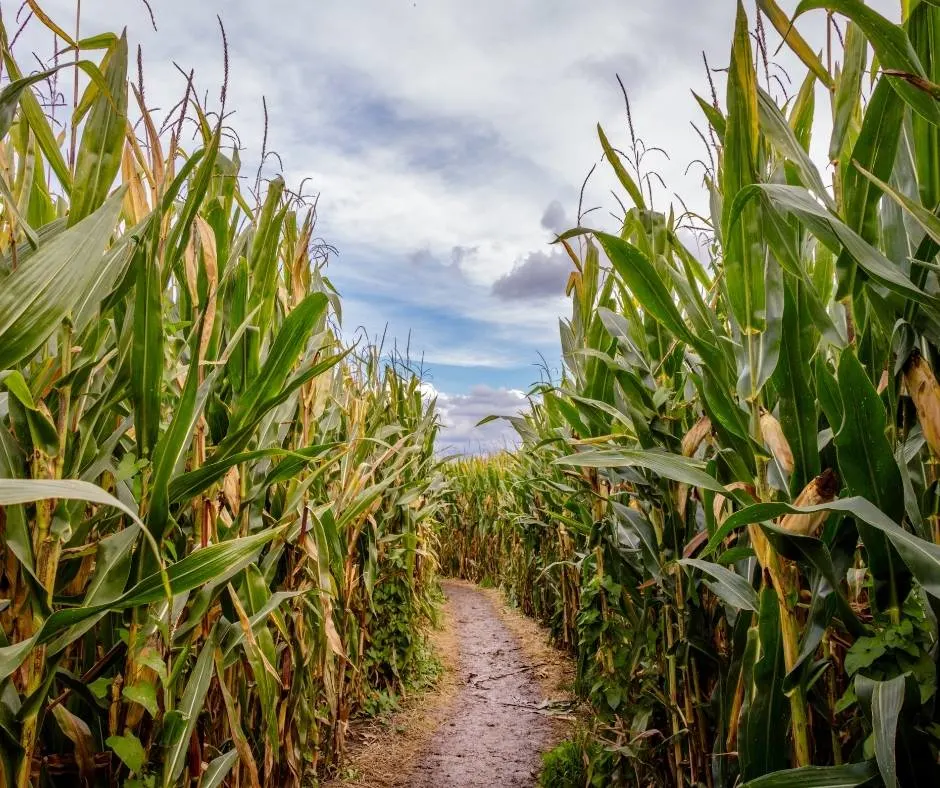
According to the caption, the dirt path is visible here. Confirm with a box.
[333,580,574,788]
[406,581,557,787]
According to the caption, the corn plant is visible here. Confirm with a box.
[0,5,442,786]
[442,1,940,785]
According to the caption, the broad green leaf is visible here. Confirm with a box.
[743,184,935,306]
[106,733,146,774]
[227,292,329,435]
[796,0,940,126]
[131,223,164,459]
[555,448,728,492]
[722,497,940,600]
[0,189,124,368]
[69,34,128,224]
[830,22,868,162]
[742,761,878,787]
[123,681,158,718]
[870,675,905,788]
[723,2,765,334]
[757,87,834,210]
[740,585,789,780]
[853,161,940,248]
[588,232,705,352]
[757,0,833,88]
[598,124,645,210]
[680,558,758,610]
[200,750,239,788]
[0,478,144,527]
[162,626,217,787]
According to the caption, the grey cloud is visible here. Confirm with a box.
[491,248,570,301]
[574,53,650,93]
[408,247,437,267]
[540,200,569,234]
[407,245,476,276]
[451,245,478,266]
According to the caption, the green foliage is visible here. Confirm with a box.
[539,739,588,788]
[0,7,444,786]
[441,2,940,786]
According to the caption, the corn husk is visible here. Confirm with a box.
[778,469,839,536]
[713,481,752,525]
[760,409,794,475]
[904,350,940,456]
[222,466,241,513]
[682,415,712,457]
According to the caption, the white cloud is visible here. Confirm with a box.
[432,385,529,455]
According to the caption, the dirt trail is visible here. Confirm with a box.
[406,581,556,787]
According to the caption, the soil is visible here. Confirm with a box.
[333,580,575,788]
[406,582,558,787]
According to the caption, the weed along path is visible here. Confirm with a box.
[407,581,558,787]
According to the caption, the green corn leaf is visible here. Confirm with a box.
[796,0,940,126]
[757,0,833,88]
[131,224,164,459]
[200,750,239,788]
[830,22,868,162]
[693,92,726,139]
[740,585,789,780]
[35,527,284,645]
[853,161,940,247]
[0,478,144,527]
[870,675,905,788]
[841,78,905,252]
[722,497,940,600]
[773,280,820,494]
[736,183,935,306]
[680,559,758,611]
[555,448,728,492]
[592,231,704,350]
[162,626,217,788]
[69,34,128,225]
[47,525,140,655]
[723,2,765,334]
[227,293,329,435]
[742,761,878,787]
[598,124,645,210]
[757,87,834,210]
[789,70,817,151]
[0,189,124,369]
[106,733,146,775]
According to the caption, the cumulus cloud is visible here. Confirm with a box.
[426,384,529,455]
[491,249,571,301]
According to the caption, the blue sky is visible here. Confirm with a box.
[12,0,898,451]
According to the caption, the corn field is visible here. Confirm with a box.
[441,0,940,786]
[0,4,444,786]
[7,0,940,786]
